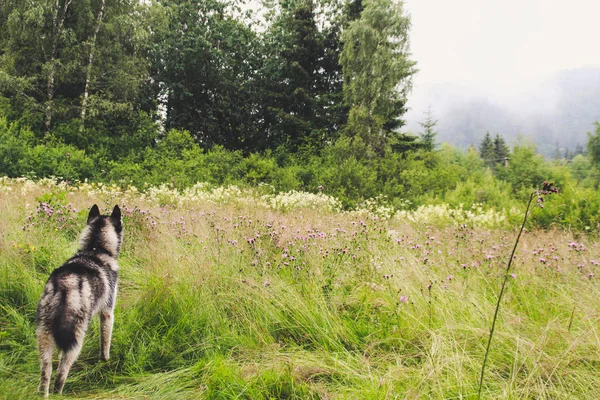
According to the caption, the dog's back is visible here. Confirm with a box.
[37,254,118,351]
[36,204,122,397]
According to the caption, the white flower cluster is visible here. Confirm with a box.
[352,195,406,220]
[395,203,508,228]
[262,190,342,212]
[181,183,268,208]
[0,177,511,225]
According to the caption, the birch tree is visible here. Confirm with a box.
[45,0,72,132]
[80,0,105,132]
[340,0,416,154]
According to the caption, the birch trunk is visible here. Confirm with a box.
[80,0,105,132]
[45,0,72,133]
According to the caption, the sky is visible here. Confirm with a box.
[403,0,600,98]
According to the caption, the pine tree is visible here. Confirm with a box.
[418,106,438,151]
[260,0,346,152]
[493,133,510,167]
[479,132,494,167]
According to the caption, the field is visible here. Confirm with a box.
[1,178,600,399]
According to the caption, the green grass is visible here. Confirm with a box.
[1,180,600,399]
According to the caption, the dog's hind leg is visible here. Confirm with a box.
[37,330,54,398]
[54,341,83,394]
[99,309,114,361]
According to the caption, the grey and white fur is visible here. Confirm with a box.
[36,204,123,397]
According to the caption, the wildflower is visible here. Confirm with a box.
[536,181,559,208]
[510,274,517,279]
[539,257,547,264]
[399,295,408,303]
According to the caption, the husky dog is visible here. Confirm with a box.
[36,204,122,397]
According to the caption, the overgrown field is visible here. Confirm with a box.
[1,178,599,399]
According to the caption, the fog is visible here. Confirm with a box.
[403,0,600,155]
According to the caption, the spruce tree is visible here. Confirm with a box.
[493,133,510,167]
[479,132,495,167]
[418,106,438,151]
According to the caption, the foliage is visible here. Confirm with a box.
[0,0,151,137]
[479,132,509,172]
[0,117,95,181]
[260,0,347,152]
[418,106,438,151]
[340,0,416,153]
[586,122,600,174]
[148,0,265,151]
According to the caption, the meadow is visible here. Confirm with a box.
[1,178,599,399]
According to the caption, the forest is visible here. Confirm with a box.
[2,0,600,231]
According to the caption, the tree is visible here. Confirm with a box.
[586,122,600,168]
[505,143,545,193]
[479,132,510,171]
[79,0,105,132]
[339,0,416,154]
[418,106,438,151]
[493,133,510,166]
[0,0,154,157]
[260,0,347,153]
[149,0,264,151]
[479,132,494,167]
[45,0,73,132]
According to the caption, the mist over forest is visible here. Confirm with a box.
[405,66,600,157]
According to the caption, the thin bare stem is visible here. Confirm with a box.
[477,192,536,399]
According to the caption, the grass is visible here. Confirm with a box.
[1,179,599,399]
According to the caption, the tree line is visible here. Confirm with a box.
[4,0,600,231]
[0,0,419,157]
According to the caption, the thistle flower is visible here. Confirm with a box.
[536,181,559,208]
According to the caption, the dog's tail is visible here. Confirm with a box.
[53,314,79,351]
[50,291,84,351]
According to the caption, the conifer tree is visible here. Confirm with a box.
[418,106,438,151]
[493,133,510,166]
[479,132,495,167]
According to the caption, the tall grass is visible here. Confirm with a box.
[0,178,599,399]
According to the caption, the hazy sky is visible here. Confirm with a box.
[404,0,600,96]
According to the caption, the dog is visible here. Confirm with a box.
[36,204,123,397]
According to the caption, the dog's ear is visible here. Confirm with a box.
[110,205,121,224]
[87,204,100,224]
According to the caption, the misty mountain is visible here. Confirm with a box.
[405,67,600,157]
